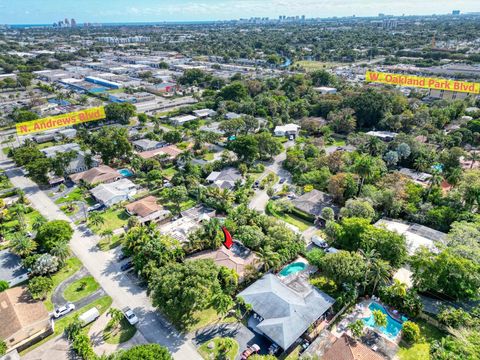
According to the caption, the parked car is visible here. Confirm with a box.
[271,195,281,200]
[79,307,100,326]
[241,344,260,360]
[253,181,260,188]
[117,252,129,262]
[120,261,134,271]
[288,134,294,141]
[279,178,286,184]
[53,303,76,318]
[122,307,139,325]
[311,235,329,249]
[268,343,279,355]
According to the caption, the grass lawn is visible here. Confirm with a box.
[397,319,446,360]
[60,203,79,216]
[202,152,214,161]
[97,234,123,251]
[93,208,129,233]
[44,257,83,311]
[2,209,46,241]
[330,138,346,147]
[295,60,342,71]
[188,308,237,332]
[103,318,137,344]
[55,187,94,205]
[36,141,56,150]
[198,337,239,360]
[21,295,112,355]
[63,275,100,303]
[1,147,9,155]
[161,166,177,180]
[266,201,312,231]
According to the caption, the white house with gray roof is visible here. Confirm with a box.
[41,143,97,175]
[90,178,137,207]
[237,274,335,350]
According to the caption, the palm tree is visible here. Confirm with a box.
[51,242,70,266]
[359,248,377,294]
[426,168,442,199]
[31,216,47,232]
[10,203,27,230]
[106,308,124,333]
[10,234,37,257]
[390,279,408,298]
[88,212,105,229]
[370,259,391,295]
[212,293,234,320]
[467,151,479,169]
[413,157,429,172]
[366,136,384,156]
[258,247,281,271]
[354,155,374,195]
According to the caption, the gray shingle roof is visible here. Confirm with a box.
[237,274,335,350]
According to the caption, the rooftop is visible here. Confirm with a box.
[322,334,384,360]
[125,195,162,218]
[69,165,120,185]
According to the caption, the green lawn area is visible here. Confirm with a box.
[1,147,10,155]
[398,319,446,360]
[161,166,178,180]
[2,209,46,241]
[0,173,12,190]
[295,60,342,71]
[330,137,346,146]
[55,187,95,205]
[198,337,239,360]
[97,234,123,251]
[44,257,83,311]
[202,152,214,161]
[93,208,129,233]
[103,318,137,344]
[63,275,100,303]
[266,201,312,231]
[21,295,112,355]
[188,307,237,332]
[36,141,56,150]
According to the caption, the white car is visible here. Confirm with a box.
[53,303,76,318]
[122,307,139,325]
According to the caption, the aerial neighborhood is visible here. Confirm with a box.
[0,6,480,360]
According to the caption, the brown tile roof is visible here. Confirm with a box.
[69,165,120,185]
[138,145,182,159]
[323,334,384,360]
[125,196,161,218]
[0,286,49,340]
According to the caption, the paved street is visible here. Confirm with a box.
[249,141,294,212]
[0,155,201,360]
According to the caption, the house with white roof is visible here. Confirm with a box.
[274,123,301,138]
[90,178,137,207]
[41,143,97,175]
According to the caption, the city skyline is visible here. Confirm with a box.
[0,0,478,24]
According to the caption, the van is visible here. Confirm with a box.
[79,307,100,326]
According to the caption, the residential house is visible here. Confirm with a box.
[375,218,446,255]
[41,143,97,175]
[322,333,384,360]
[313,86,337,95]
[0,250,29,287]
[69,165,121,186]
[90,178,137,207]
[225,112,241,120]
[193,108,217,118]
[291,190,340,219]
[187,241,260,282]
[138,144,183,160]
[398,168,432,186]
[206,167,243,189]
[125,196,171,223]
[237,274,335,351]
[132,139,166,152]
[274,123,301,138]
[365,131,397,142]
[0,286,53,352]
[170,114,197,126]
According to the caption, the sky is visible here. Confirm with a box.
[0,0,478,24]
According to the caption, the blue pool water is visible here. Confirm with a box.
[118,168,133,177]
[279,262,307,276]
[363,302,403,339]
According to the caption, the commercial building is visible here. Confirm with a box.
[85,76,121,89]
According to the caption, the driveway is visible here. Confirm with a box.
[21,336,72,360]
[0,155,201,360]
[249,141,294,213]
[51,267,106,310]
[193,322,272,360]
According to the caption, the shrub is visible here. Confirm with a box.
[28,276,54,300]
[402,321,420,343]
[0,280,9,293]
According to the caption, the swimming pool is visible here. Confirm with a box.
[362,302,403,339]
[279,262,307,276]
[118,168,133,177]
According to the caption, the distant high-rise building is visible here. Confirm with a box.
[71,18,76,27]
[58,20,63,27]
[452,10,460,15]
[301,15,305,21]
[64,18,70,26]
